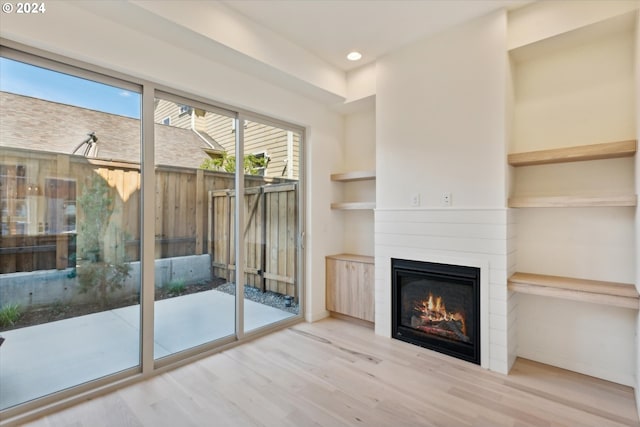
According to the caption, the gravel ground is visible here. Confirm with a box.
[214,283,299,314]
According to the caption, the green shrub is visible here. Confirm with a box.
[167,279,186,296]
[200,152,269,175]
[76,175,131,307]
[50,300,71,318]
[0,304,22,328]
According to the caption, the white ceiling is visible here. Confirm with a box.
[221,0,529,71]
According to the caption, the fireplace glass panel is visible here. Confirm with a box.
[392,259,480,364]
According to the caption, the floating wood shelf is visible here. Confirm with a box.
[508,140,637,167]
[326,253,374,264]
[508,194,637,208]
[330,171,376,182]
[508,272,639,310]
[331,202,376,210]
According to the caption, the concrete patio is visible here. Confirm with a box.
[0,290,296,410]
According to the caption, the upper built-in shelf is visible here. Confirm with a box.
[508,140,637,167]
[508,272,639,310]
[330,171,376,182]
[508,194,637,208]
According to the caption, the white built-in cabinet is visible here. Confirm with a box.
[507,9,639,385]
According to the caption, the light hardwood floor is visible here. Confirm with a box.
[22,318,640,427]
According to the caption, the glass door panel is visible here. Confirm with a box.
[241,119,301,333]
[0,56,141,409]
[152,96,236,358]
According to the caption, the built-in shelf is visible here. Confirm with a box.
[508,194,637,208]
[508,140,637,167]
[326,253,374,263]
[330,171,376,182]
[330,170,375,210]
[330,202,376,210]
[508,272,639,310]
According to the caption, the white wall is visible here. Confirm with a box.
[128,0,347,102]
[376,11,507,210]
[344,108,377,172]
[508,0,640,50]
[345,63,376,103]
[375,10,511,373]
[635,8,640,416]
[0,0,344,323]
[512,28,636,152]
[518,295,636,386]
[341,107,376,256]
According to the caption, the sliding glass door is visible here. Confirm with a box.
[152,94,237,359]
[0,54,141,409]
[0,45,304,418]
[151,95,304,355]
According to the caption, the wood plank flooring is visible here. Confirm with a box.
[22,318,640,427]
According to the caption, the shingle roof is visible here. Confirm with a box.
[0,91,216,169]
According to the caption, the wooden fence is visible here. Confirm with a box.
[1,147,298,298]
[0,234,75,273]
[210,182,298,298]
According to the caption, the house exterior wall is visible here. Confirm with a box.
[154,98,193,129]
[154,99,301,179]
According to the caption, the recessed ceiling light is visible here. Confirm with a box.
[347,51,362,61]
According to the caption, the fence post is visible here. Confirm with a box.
[260,185,267,292]
[195,169,204,255]
[226,190,232,283]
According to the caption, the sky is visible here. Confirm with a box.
[0,57,140,119]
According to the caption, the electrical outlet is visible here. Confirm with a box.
[411,193,421,207]
[441,192,452,207]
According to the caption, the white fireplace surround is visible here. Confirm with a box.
[381,250,489,368]
[375,208,514,374]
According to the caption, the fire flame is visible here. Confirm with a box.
[416,293,466,335]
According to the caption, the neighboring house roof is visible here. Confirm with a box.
[192,128,225,153]
[0,91,215,169]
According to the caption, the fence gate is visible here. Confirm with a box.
[209,182,297,299]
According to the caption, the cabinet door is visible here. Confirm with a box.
[326,258,375,322]
[355,262,374,322]
[326,259,350,314]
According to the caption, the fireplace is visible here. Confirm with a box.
[392,258,480,364]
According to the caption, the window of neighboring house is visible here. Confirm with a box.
[179,104,192,116]
[251,151,269,176]
[231,119,248,132]
[162,116,171,125]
